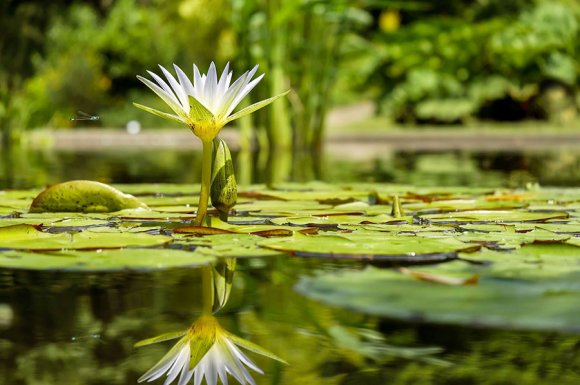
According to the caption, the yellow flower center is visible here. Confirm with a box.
[190,120,223,142]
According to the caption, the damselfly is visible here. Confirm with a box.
[71,110,100,121]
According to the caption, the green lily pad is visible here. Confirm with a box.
[176,233,286,258]
[456,229,571,250]
[296,266,580,332]
[112,183,199,196]
[259,232,479,261]
[404,199,528,214]
[270,214,403,227]
[240,188,369,204]
[0,248,214,271]
[343,223,453,234]
[419,210,568,224]
[455,243,580,279]
[29,180,148,213]
[0,217,112,229]
[0,224,171,250]
[234,200,333,216]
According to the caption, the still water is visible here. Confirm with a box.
[1,146,580,385]
[2,146,580,189]
[2,257,580,385]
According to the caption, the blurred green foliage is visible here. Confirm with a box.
[0,0,578,144]
[230,0,371,150]
[363,0,580,123]
[0,0,228,132]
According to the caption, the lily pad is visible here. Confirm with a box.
[176,233,286,258]
[456,229,571,250]
[270,214,404,227]
[0,248,214,271]
[0,224,171,250]
[29,180,148,213]
[259,232,479,261]
[418,210,568,224]
[296,266,580,332]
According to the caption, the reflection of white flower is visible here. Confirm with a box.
[135,62,288,142]
[137,316,286,385]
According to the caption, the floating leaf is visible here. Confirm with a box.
[270,214,405,227]
[0,224,171,250]
[176,233,285,258]
[418,210,568,224]
[29,180,148,213]
[456,229,571,250]
[259,232,479,261]
[296,266,580,332]
[0,248,214,271]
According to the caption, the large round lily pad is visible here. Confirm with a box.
[259,232,480,261]
[0,224,171,250]
[296,266,580,332]
[0,248,214,271]
[29,180,148,213]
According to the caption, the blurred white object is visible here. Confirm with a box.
[126,120,141,135]
[0,304,13,328]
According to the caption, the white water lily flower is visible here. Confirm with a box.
[135,62,289,142]
[137,315,287,385]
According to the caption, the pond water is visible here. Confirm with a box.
[2,146,580,189]
[1,145,580,385]
[2,260,580,385]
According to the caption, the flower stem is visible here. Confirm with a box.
[195,140,213,226]
[201,265,213,315]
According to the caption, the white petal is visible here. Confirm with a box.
[146,70,175,99]
[219,342,256,385]
[174,64,195,98]
[193,64,204,99]
[217,73,249,118]
[217,367,229,385]
[216,62,231,98]
[164,345,190,385]
[178,367,194,385]
[159,65,189,110]
[193,365,204,385]
[205,355,218,385]
[205,62,219,113]
[225,73,265,118]
[139,348,182,382]
[226,339,263,374]
[136,76,187,118]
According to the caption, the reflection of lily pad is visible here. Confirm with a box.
[296,266,580,332]
[0,248,214,271]
[259,233,479,261]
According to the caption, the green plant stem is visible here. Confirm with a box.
[195,140,213,226]
[201,265,213,315]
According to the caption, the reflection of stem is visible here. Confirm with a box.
[195,140,213,226]
[201,265,213,315]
